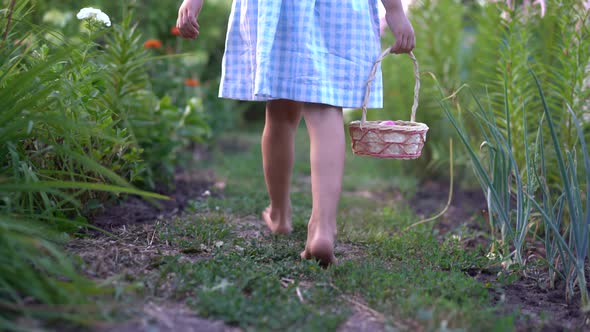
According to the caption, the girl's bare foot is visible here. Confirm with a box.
[300,239,337,267]
[300,219,337,267]
[262,206,292,234]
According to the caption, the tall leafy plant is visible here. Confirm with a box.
[466,0,590,186]
[530,72,590,307]
[439,83,533,266]
[99,15,211,187]
[467,1,539,168]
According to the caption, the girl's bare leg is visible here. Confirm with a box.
[261,99,303,234]
[300,103,345,266]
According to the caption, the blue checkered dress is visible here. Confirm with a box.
[219,0,383,108]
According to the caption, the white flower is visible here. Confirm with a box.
[76,7,111,27]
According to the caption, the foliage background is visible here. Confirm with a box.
[1,0,232,326]
[1,0,589,328]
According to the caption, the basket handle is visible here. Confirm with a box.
[360,47,420,124]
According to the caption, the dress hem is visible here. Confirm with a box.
[218,80,383,109]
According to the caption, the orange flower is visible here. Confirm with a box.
[144,39,162,49]
[184,78,200,87]
[171,26,181,36]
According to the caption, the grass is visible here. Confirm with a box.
[148,215,503,331]
[121,123,515,331]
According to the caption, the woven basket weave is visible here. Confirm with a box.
[348,48,428,160]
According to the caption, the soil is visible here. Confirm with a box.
[475,271,586,331]
[410,179,489,236]
[67,222,212,280]
[93,302,239,332]
[336,311,385,332]
[91,169,214,227]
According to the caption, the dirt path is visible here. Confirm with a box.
[70,169,388,331]
[67,136,588,331]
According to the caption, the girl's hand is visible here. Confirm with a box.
[176,0,204,39]
[385,10,415,54]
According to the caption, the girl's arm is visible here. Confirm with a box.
[176,0,204,39]
[381,0,405,12]
[381,0,415,53]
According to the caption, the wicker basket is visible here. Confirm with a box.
[348,48,428,160]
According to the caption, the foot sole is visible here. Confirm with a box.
[301,237,336,267]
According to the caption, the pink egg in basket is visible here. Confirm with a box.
[379,121,397,126]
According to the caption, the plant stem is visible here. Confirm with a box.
[577,266,589,310]
[1,0,17,49]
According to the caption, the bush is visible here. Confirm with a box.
[0,1,208,327]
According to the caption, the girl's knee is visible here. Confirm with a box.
[266,99,302,126]
[302,103,343,124]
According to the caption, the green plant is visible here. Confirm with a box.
[530,72,589,307]
[440,83,532,266]
[440,71,589,308]
[0,2,167,328]
[0,215,103,328]
[466,0,590,186]
[98,14,211,187]
[26,0,237,152]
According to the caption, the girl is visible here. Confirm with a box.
[177,0,415,266]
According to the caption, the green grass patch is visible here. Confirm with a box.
[150,210,510,331]
[141,127,515,331]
